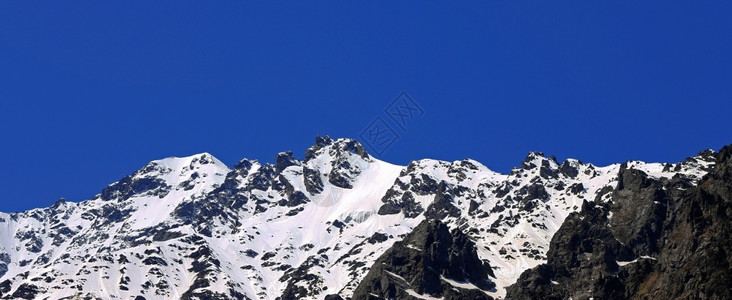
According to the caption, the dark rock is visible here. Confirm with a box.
[505,200,631,300]
[378,191,424,218]
[249,164,276,191]
[243,249,258,258]
[410,174,439,196]
[0,253,9,279]
[275,151,299,173]
[0,280,10,298]
[507,144,732,300]
[559,160,580,178]
[494,183,512,198]
[152,230,185,242]
[353,219,495,299]
[540,160,558,179]
[519,183,549,201]
[367,232,389,244]
[609,167,667,255]
[305,135,334,162]
[10,283,43,300]
[521,152,544,170]
[232,158,254,173]
[468,199,480,214]
[279,256,327,299]
[100,175,171,201]
[568,182,584,195]
[142,256,168,266]
[303,166,324,194]
[424,183,461,219]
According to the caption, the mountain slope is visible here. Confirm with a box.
[0,137,719,299]
[505,147,729,299]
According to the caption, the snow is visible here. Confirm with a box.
[405,288,444,300]
[0,139,713,300]
[406,244,423,251]
[440,275,490,292]
[617,256,656,266]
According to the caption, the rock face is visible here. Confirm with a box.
[352,219,495,300]
[506,146,732,300]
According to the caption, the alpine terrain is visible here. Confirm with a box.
[0,136,728,299]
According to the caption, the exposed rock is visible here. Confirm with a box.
[378,190,424,218]
[303,166,324,194]
[275,151,299,173]
[353,219,495,300]
[559,160,580,178]
[507,144,732,300]
[610,167,667,255]
[100,175,171,201]
[305,135,334,162]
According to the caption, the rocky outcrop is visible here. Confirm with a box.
[637,145,732,299]
[506,145,731,300]
[352,219,495,300]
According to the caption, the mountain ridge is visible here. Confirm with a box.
[0,136,721,299]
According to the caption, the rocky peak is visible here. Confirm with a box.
[616,164,656,191]
[302,137,373,190]
[97,153,229,202]
[559,159,582,178]
[275,151,299,173]
[304,135,334,162]
[521,151,546,169]
[714,144,732,172]
[50,198,67,210]
[696,148,717,163]
[232,158,258,177]
[352,219,496,300]
[518,151,564,180]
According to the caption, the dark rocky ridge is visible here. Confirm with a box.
[506,144,731,300]
[351,219,495,300]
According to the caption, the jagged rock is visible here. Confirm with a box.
[424,182,461,219]
[633,145,732,299]
[303,166,324,194]
[378,190,424,218]
[610,167,667,255]
[540,159,559,179]
[248,164,276,191]
[507,144,732,300]
[505,200,632,299]
[275,151,299,173]
[100,175,171,201]
[305,135,334,162]
[0,253,9,279]
[352,219,495,300]
[559,160,581,178]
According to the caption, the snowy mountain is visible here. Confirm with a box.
[0,136,721,300]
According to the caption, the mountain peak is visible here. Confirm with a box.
[151,152,227,172]
[275,151,300,173]
[305,136,369,161]
[0,140,726,300]
[96,152,229,202]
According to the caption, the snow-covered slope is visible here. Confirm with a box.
[0,137,715,300]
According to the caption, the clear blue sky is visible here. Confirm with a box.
[1,2,731,213]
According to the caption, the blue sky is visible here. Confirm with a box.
[1,2,731,213]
